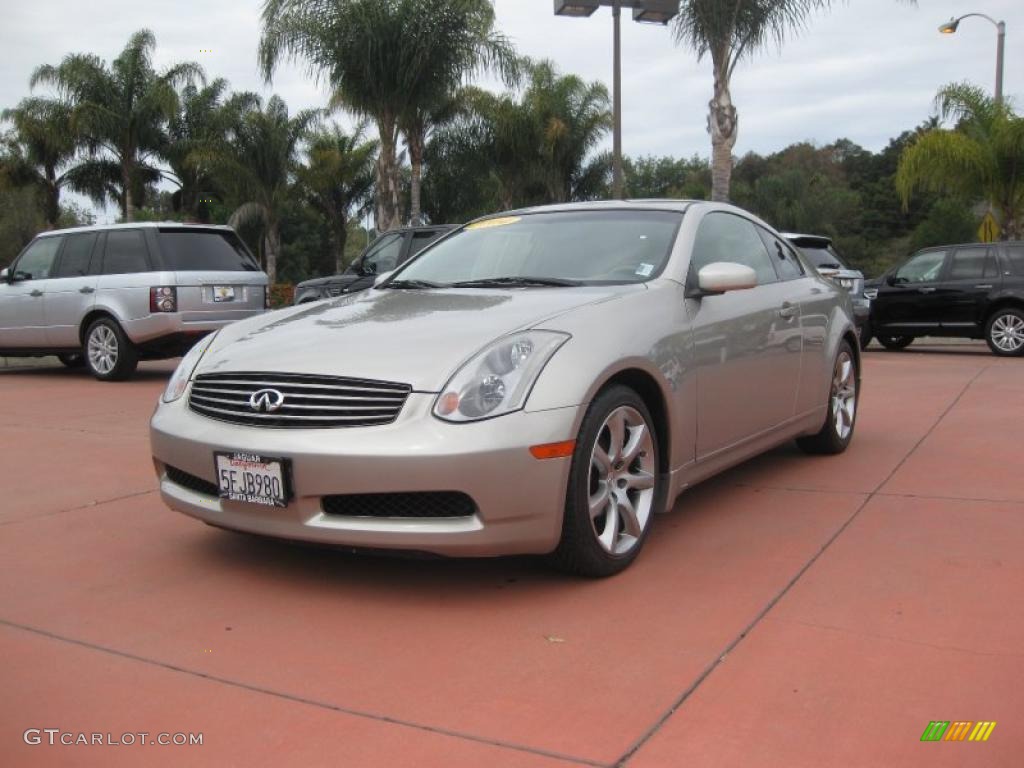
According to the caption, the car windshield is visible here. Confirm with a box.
[157,229,260,271]
[392,210,682,287]
[798,244,847,270]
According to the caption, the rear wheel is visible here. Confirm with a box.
[985,308,1024,357]
[84,317,138,381]
[876,334,913,351]
[797,340,858,455]
[548,386,662,577]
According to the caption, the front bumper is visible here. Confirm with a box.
[851,296,870,327]
[150,392,580,556]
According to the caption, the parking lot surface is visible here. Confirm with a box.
[1,344,1021,767]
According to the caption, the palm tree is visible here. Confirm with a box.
[297,122,377,273]
[1,98,80,228]
[896,83,1024,240]
[30,29,202,221]
[201,95,319,283]
[258,0,515,231]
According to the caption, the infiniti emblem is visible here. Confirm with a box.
[249,388,285,413]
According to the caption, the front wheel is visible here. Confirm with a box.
[796,341,859,455]
[547,386,663,577]
[985,308,1024,357]
[876,334,913,351]
[84,318,138,381]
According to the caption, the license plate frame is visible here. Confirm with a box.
[214,452,290,507]
[213,285,236,303]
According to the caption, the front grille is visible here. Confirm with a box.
[166,465,219,497]
[189,372,411,428]
[322,492,477,518]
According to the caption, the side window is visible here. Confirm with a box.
[13,237,63,280]
[691,212,777,286]
[405,230,442,262]
[894,250,946,284]
[53,233,98,278]
[947,247,997,280]
[101,230,150,275]
[1005,246,1024,276]
[757,228,805,280]
[361,234,404,275]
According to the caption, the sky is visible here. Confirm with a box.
[2,0,1021,223]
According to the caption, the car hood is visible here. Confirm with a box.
[198,285,636,391]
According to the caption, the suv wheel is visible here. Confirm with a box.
[548,386,663,577]
[84,318,138,381]
[797,340,859,455]
[876,335,913,351]
[985,308,1024,357]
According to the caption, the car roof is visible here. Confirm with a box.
[496,199,695,217]
[782,232,833,247]
[35,222,235,237]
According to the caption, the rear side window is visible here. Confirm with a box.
[102,230,150,275]
[758,229,804,280]
[14,236,63,279]
[157,229,259,271]
[948,247,998,280]
[53,233,98,277]
[1003,245,1024,276]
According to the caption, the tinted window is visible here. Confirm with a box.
[53,233,97,277]
[157,229,259,271]
[1006,245,1024,276]
[759,229,804,280]
[398,211,682,285]
[14,236,62,280]
[361,234,404,274]
[895,250,945,284]
[947,247,997,280]
[797,245,847,270]
[407,230,444,259]
[102,230,150,275]
[691,213,777,285]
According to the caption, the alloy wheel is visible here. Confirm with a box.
[831,351,857,440]
[87,325,119,375]
[990,313,1024,353]
[588,406,656,555]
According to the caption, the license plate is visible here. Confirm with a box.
[213,285,236,302]
[214,452,287,507]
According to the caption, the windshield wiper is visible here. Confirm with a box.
[449,276,583,288]
[384,279,446,289]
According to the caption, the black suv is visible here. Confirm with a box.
[294,225,456,304]
[865,242,1024,356]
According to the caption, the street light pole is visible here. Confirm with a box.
[939,12,1007,105]
[612,0,623,198]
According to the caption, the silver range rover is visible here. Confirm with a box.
[0,223,269,380]
[151,201,860,576]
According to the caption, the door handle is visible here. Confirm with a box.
[779,301,799,319]
[30,289,43,297]
[79,286,95,294]
[918,287,937,293]
[974,284,993,290]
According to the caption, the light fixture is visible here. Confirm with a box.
[938,18,959,34]
[553,0,600,18]
[633,0,680,24]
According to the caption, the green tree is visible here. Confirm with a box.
[259,0,515,232]
[30,29,203,222]
[897,83,1024,239]
[201,95,319,283]
[297,122,377,273]
[625,154,710,199]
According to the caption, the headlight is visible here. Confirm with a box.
[834,277,855,291]
[162,332,218,403]
[863,288,878,300]
[434,331,570,422]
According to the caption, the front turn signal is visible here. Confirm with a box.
[529,440,576,460]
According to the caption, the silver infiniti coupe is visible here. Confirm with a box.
[151,201,860,576]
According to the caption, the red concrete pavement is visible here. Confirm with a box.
[0,345,1020,767]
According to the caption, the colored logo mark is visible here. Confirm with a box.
[921,721,996,742]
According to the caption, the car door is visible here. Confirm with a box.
[44,231,101,347]
[872,249,949,335]
[686,211,804,459]
[0,235,63,348]
[937,246,1001,331]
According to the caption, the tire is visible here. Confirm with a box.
[796,340,859,456]
[547,385,663,577]
[876,334,913,351]
[57,352,85,369]
[858,321,872,350]
[83,317,138,381]
[984,308,1024,357]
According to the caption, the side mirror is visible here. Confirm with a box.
[0,268,9,284]
[373,270,394,288]
[695,262,758,295]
